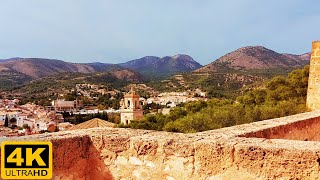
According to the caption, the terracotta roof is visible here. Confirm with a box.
[58,122,72,128]
[68,118,115,130]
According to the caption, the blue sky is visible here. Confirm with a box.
[0,0,319,65]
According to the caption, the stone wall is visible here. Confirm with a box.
[307,41,320,110]
[1,110,320,179]
[240,110,320,141]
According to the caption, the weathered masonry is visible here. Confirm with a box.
[2,110,320,179]
[307,41,320,110]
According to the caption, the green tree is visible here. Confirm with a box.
[122,66,310,133]
[185,101,207,113]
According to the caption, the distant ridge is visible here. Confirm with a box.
[196,46,310,73]
[0,58,142,89]
[0,54,202,79]
[119,54,202,77]
[0,58,117,78]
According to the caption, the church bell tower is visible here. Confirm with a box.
[120,86,144,125]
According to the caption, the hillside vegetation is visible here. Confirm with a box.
[124,66,309,133]
[12,70,141,105]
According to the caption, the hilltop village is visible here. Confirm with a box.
[0,83,207,137]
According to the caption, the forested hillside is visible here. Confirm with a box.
[123,66,309,133]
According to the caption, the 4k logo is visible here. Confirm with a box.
[1,141,52,179]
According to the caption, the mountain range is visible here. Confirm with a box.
[150,46,310,98]
[0,59,141,90]
[0,54,202,90]
[196,46,310,73]
[119,54,202,77]
[0,46,310,91]
[0,58,116,78]
[0,54,201,79]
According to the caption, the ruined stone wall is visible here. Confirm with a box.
[1,110,320,179]
[307,41,320,110]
